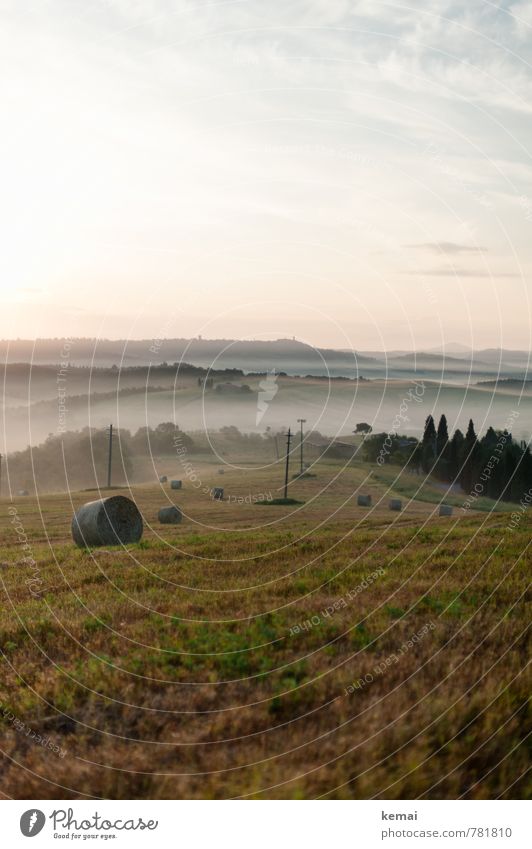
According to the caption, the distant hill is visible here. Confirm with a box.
[477,378,532,388]
[425,342,473,355]
[0,338,530,382]
[471,349,532,365]
[0,337,377,376]
[389,352,475,363]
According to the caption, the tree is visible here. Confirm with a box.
[481,426,498,449]
[354,422,373,434]
[130,423,194,454]
[460,419,478,492]
[465,418,477,443]
[435,414,450,479]
[421,415,437,472]
[361,432,390,463]
[448,429,464,483]
[362,432,417,465]
[423,415,436,444]
[436,415,449,454]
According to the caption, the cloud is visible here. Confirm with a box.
[402,268,520,278]
[406,242,488,254]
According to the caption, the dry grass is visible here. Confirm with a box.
[0,459,530,799]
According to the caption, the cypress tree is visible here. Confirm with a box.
[423,415,437,444]
[465,419,476,443]
[448,428,464,484]
[421,415,437,472]
[435,415,449,479]
[436,414,449,453]
[482,426,497,449]
[460,419,477,492]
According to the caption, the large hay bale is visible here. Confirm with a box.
[389,499,402,512]
[158,506,182,524]
[439,504,453,517]
[72,496,143,547]
[212,487,224,501]
[357,494,372,507]
[170,480,182,490]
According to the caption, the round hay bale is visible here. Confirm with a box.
[170,480,182,490]
[213,487,224,501]
[389,499,402,511]
[72,496,143,547]
[218,468,225,475]
[357,494,372,507]
[159,475,168,483]
[439,504,453,517]
[158,506,182,524]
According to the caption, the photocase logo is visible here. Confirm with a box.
[256,368,279,425]
[20,809,46,837]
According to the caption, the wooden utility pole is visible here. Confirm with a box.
[283,428,292,499]
[107,424,113,489]
[0,453,2,498]
[297,418,306,475]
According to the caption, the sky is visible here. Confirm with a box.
[1,0,532,350]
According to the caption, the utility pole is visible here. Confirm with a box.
[297,418,306,475]
[107,424,113,489]
[283,428,292,499]
[0,453,2,498]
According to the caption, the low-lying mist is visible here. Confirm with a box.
[2,371,530,455]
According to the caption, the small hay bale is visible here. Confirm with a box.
[212,487,224,501]
[439,504,453,517]
[159,475,168,483]
[218,468,225,475]
[389,499,402,511]
[158,506,182,524]
[170,480,182,490]
[72,496,143,547]
[18,490,29,497]
[357,494,372,507]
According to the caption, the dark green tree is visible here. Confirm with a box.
[421,415,437,472]
[435,414,450,479]
[448,428,464,483]
[436,415,449,453]
[465,418,476,442]
[481,426,498,449]
[460,419,478,492]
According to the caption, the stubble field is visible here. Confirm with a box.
[0,460,529,799]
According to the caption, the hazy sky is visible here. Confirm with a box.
[1,0,532,350]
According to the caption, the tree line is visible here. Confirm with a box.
[2,423,281,493]
[363,413,531,503]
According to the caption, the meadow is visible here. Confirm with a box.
[0,458,529,799]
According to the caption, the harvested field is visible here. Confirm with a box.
[0,461,529,799]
